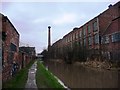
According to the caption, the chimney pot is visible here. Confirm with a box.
[108,4,112,8]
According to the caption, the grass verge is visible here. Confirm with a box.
[3,60,35,88]
[36,60,64,89]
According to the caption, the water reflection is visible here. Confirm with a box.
[45,61,119,88]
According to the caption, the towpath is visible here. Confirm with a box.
[25,61,37,89]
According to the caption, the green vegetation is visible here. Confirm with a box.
[3,60,35,88]
[43,40,88,64]
[36,60,64,89]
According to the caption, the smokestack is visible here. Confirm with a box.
[48,26,51,50]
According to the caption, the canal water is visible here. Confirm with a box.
[45,60,120,88]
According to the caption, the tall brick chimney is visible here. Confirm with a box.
[48,26,51,50]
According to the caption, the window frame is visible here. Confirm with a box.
[94,33,99,44]
[93,21,98,32]
[111,32,120,42]
[88,25,91,34]
[83,27,86,36]
[101,35,109,44]
[88,36,92,45]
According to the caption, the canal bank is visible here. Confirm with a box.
[2,60,35,88]
[45,60,120,88]
[36,60,66,89]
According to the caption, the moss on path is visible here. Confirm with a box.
[3,60,35,88]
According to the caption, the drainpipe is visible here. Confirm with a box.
[97,17,101,60]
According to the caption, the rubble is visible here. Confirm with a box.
[74,60,120,71]
[86,60,119,70]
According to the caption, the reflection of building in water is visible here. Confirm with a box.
[46,61,119,88]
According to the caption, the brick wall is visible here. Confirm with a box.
[2,15,20,82]
[50,1,120,62]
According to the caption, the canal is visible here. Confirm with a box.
[45,60,120,88]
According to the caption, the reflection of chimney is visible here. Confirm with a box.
[48,26,51,50]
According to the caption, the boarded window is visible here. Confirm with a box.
[2,31,7,41]
[102,35,109,44]
[10,43,17,52]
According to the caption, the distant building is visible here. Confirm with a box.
[19,46,36,68]
[19,46,36,56]
[37,53,43,59]
[1,13,20,82]
[50,1,120,62]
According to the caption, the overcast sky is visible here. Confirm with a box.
[1,0,119,53]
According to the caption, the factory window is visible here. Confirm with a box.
[81,40,83,46]
[94,33,99,44]
[111,32,120,42]
[66,38,67,43]
[2,31,7,41]
[102,35,109,44]
[88,36,92,45]
[93,21,97,31]
[69,37,71,42]
[76,41,79,46]
[10,43,17,52]
[79,31,82,38]
[77,33,79,39]
[83,38,86,46]
[73,34,75,40]
[75,33,77,39]
[88,25,91,34]
[68,37,70,42]
[83,27,86,36]
[76,33,78,39]
[67,38,69,42]
[0,48,2,64]
[71,36,72,41]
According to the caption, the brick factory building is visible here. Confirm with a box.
[19,46,36,68]
[50,1,120,63]
[1,13,20,82]
[1,13,36,82]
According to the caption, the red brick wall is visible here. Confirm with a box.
[50,2,120,61]
[99,2,119,34]
[2,15,20,82]
[2,17,19,64]
[101,17,120,61]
